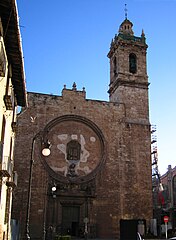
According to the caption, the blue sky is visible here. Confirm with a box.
[17,0,176,175]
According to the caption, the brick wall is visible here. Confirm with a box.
[12,87,152,239]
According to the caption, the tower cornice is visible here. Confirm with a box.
[107,33,147,59]
[108,78,149,96]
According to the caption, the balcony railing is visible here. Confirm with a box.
[0,156,13,177]
[11,121,17,132]
[3,95,13,110]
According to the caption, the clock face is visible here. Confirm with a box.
[41,115,105,182]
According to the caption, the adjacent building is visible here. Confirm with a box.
[153,165,176,237]
[0,0,27,239]
[12,17,153,239]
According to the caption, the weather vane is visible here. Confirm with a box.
[125,3,128,19]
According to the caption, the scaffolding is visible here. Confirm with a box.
[151,125,163,191]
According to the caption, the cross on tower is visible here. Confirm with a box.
[125,4,128,19]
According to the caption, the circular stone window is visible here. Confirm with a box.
[41,115,106,183]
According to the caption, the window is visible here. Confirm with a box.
[0,40,6,77]
[129,53,137,74]
[113,57,117,75]
[173,175,176,206]
[1,115,6,143]
[4,188,11,224]
[66,140,81,161]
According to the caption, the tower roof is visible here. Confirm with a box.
[108,18,147,59]
[119,18,134,36]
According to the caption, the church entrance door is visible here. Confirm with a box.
[62,206,80,236]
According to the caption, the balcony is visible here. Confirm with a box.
[3,95,13,110]
[0,156,13,177]
[0,61,5,77]
[11,121,17,132]
[6,171,18,188]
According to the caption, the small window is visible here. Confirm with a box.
[1,115,6,143]
[129,53,137,74]
[113,57,117,75]
[4,188,11,224]
[66,140,81,161]
[173,175,176,205]
[0,41,7,77]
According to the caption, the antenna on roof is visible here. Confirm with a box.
[124,4,128,19]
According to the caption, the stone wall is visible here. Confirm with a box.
[12,87,152,239]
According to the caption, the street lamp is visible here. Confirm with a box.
[51,186,56,192]
[25,132,51,240]
[42,141,51,157]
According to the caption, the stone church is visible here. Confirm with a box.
[12,17,153,239]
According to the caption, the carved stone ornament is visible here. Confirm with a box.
[40,115,106,183]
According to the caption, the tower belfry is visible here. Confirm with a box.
[107,16,149,123]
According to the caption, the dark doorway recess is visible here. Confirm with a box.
[62,206,80,237]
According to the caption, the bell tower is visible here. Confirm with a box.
[107,17,149,123]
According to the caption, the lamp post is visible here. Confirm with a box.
[25,132,51,240]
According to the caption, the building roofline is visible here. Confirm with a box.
[0,0,27,107]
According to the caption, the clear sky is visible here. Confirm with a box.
[16,0,176,175]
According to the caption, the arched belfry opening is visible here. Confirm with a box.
[129,53,137,74]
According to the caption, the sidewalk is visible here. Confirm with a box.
[71,239,164,240]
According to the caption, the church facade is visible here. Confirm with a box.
[12,18,153,239]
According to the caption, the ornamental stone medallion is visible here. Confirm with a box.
[41,115,105,183]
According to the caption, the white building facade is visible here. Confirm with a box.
[0,0,27,239]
